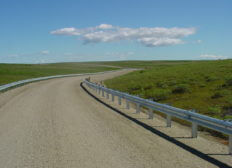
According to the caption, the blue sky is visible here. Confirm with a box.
[0,0,231,63]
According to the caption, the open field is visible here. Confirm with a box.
[104,60,232,137]
[0,63,119,85]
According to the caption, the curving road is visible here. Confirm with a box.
[0,70,231,168]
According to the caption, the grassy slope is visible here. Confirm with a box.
[0,63,119,85]
[104,60,232,122]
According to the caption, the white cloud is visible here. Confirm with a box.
[138,37,183,47]
[97,24,113,29]
[51,24,196,47]
[200,54,227,60]
[41,50,50,55]
[51,27,80,36]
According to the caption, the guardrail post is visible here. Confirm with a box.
[98,87,100,94]
[229,135,232,154]
[166,115,171,127]
[111,94,114,102]
[118,96,122,105]
[126,100,130,109]
[136,103,140,113]
[102,90,104,97]
[191,122,198,138]
[106,92,109,99]
[148,108,154,119]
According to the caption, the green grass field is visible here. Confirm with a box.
[104,60,232,137]
[0,62,119,86]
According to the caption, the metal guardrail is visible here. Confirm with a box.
[84,80,232,154]
[0,70,122,92]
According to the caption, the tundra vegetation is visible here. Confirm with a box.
[0,62,118,85]
[104,60,232,138]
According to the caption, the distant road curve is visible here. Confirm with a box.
[0,69,231,168]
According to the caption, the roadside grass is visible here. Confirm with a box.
[104,60,232,139]
[0,62,119,85]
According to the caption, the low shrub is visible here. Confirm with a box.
[225,76,232,86]
[208,106,221,116]
[226,96,232,105]
[144,89,171,101]
[128,84,142,92]
[168,80,177,86]
[211,90,228,99]
[172,84,189,94]
[205,75,218,82]
[199,83,206,88]
[223,105,232,116]
[143,84,153,90]
[156,81,168,89]
[215,84,224,90]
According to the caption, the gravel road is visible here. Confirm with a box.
[0,70,231,168]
